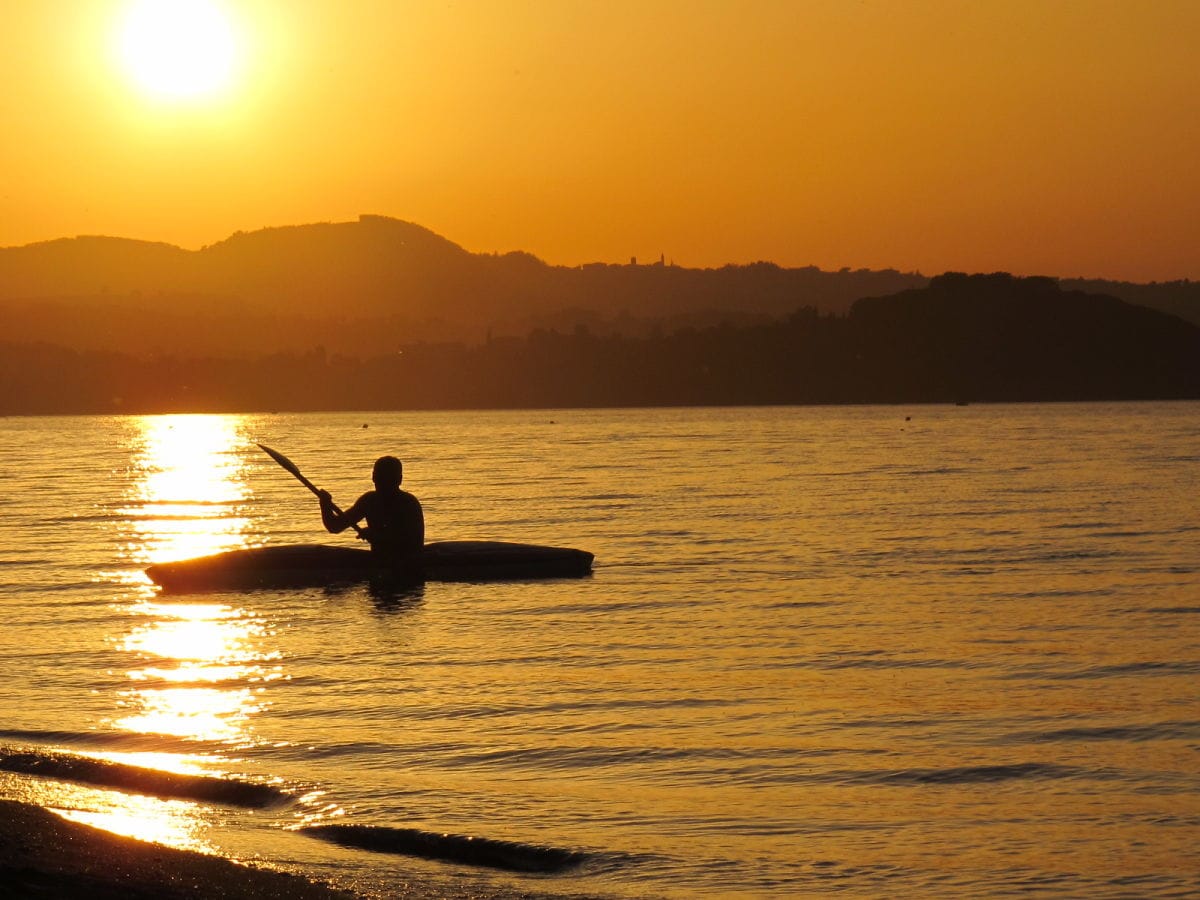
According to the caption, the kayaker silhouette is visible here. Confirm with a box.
[318,456,424,567]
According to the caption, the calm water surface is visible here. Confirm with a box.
[0,404,1198,898]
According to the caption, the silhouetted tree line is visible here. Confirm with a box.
[2,274,1197,415]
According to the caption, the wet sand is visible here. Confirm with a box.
[0,799,597,900]
[0,798,358,899]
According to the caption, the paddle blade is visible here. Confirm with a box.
[258,443,301,478]
[255,442,363,537]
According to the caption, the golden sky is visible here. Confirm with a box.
[3,0,1197,280]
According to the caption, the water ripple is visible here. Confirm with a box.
[1004,661,1200,681]
[816,761,1096,787]
[999,721,1200,744]
[0,746,289,808]
[299,822,587,873]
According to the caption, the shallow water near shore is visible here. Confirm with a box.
[0,403,1198,898]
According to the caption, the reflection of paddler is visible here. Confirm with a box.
[318,456,424,569]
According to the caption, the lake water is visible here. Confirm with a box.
[0,403,1198,898]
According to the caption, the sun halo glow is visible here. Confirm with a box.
[117,0,241,101]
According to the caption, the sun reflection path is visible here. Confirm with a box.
[57,797,214,853]
[124,414,254,566]
[118,600,282,747]
[89,415,289,849]
[2,770,215,854]
[93,602,284,847]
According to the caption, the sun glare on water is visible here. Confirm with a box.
[125,415,253,565]
[116,0,241,100]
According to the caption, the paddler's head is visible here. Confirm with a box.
[372,455,403,491]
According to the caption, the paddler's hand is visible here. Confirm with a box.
[317,489,333,509]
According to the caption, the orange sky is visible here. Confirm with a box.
[2,0,1198,281]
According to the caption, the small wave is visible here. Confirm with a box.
[766,600,837,610]
[1025,549,1122,563]
[114,513,240,523]
[6,581,117,594]
[299,823,586,873]
[1001,587,1114,600]
[0,729,172,749]
[1000,721,1200,744]
[34,580,117,595]
[826,716,952,731]
[1023,661,1200,681]
[0,747,289,809]
[1142,606,1200,615]
[417,741,813,775]
[62,502,245,523]
[1138,813,1200,827]
[513,598,689,617]
[0,730,231,755]
[444,744,719,770]
[816,654,972,672]
[13,594,120,610]
[826,761,1085,787]
[138,499,245,508]
[1160,565,1199,575]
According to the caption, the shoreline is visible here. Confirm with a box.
[0,798,602,900]
[0,798,358,899]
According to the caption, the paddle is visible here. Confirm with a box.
[257,443,365,538]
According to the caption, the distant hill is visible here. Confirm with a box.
[846,273,1200,402]
[0,215,923,354]
[2,216,1196,359]
[1059,277,1200,327]
[0,234,193,297]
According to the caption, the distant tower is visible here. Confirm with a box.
[631,256,637,266]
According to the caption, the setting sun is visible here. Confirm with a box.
[116,0,240,100]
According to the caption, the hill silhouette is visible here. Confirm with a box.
[0,215,923,355]
[4,216,1198,359]
[1,273,1195,414]
[846,273,1200,402]
[1059,277,1200,327]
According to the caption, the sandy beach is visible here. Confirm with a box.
[0,798,358,899]
[0,798,599,900]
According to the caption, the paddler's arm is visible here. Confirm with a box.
[318,490,367,536]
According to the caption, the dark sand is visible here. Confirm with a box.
[0,799,358,899]
[0,799,600,900]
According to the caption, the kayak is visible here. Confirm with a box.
[145,541,594,593]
